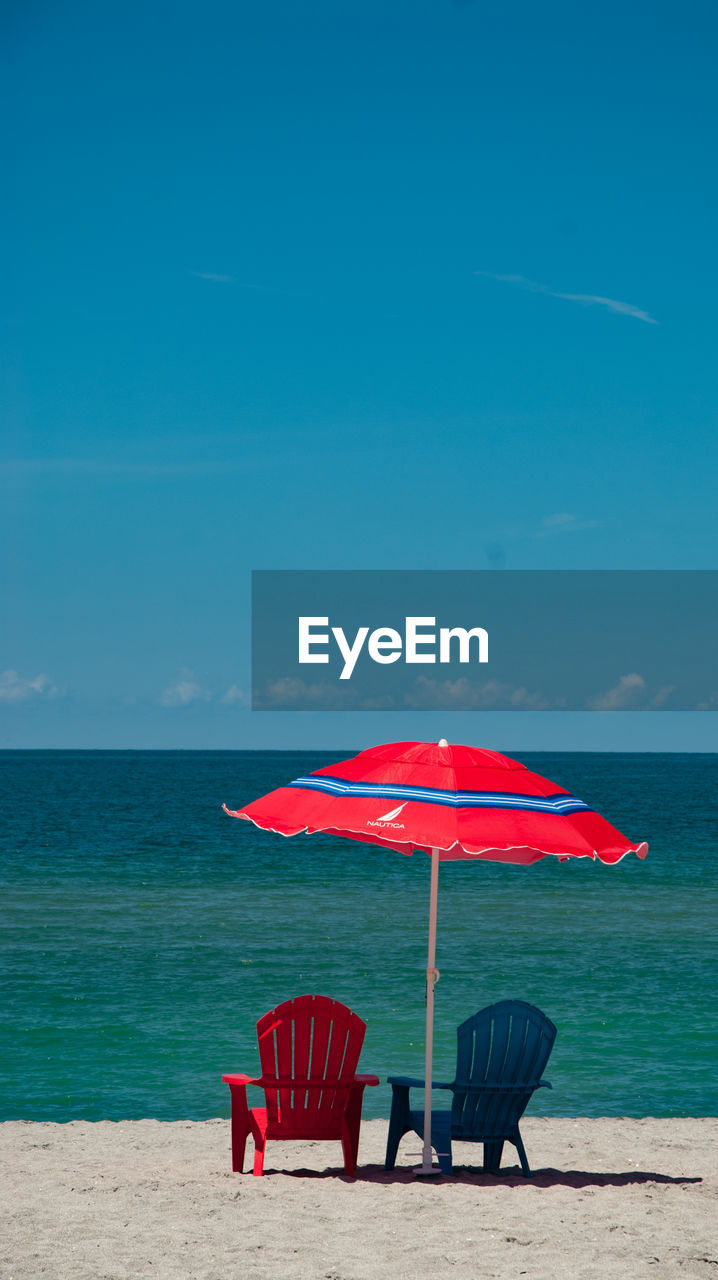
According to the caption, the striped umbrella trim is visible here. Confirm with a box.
[287,776,591,815]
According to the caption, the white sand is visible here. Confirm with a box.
[2,1117,716,1279]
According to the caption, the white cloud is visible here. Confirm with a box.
[536,512,600,537]
[0,669,63,701]
[260,677,383,709]
[221,684,247,706]
[556,292,658,324]
[509,685,556,710]
[648,685,676,709]
[159,672,209,707]
[404,676,557,710]
[475,271,658,325]
[588,673,645,710]
[159,675,249,708]
[188,272,278,293]
[589,677,682,711]
[696,692,718,710]
[190,271,234,283]
[542,512,576,528]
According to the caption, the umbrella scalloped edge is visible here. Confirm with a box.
[221,804,649,865]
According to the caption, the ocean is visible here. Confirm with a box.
[1,750,716,1122]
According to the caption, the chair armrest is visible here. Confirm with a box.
[453,1080,548,1093]
[387,1076,454,1090]
[225,1076,378,1090]
[537,1078,552,1090]
[222,1072,380,1090]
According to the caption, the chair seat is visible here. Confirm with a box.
[409,1109,517,1144]
[258,1107,350,1142]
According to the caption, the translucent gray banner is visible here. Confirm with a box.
[252,570,718,712]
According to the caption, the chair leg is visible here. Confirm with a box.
[513,1129,531,1178]
[252,1133,266,1176]
[228,1086,251,1173]
[385,1087,412,1170]
[436,1142,454,1177]
[340,1123,357,1178]
[483,1140,504,1173]
[344,1083,366,1174]
[384,1120,408,1170]
[230,1113,249,1172]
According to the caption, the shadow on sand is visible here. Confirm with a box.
[265,1162,702,1188]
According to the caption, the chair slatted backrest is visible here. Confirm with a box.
[256,994,366,1134]
[451,1000,557,1139]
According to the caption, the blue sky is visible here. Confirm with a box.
[3,0,717,749]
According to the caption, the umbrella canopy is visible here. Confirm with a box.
[223,739,647,1173]
[224,739,648,865]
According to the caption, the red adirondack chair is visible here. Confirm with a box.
[222,994,379,1176]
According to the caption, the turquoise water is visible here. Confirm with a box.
[1,750,716,1121]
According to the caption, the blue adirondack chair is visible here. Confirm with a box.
[385,1000,556,1177]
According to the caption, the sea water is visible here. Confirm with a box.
[1,750,716,1121]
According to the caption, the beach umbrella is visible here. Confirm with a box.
[223,739,647,1174]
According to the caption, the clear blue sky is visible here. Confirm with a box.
[3,0,717,748]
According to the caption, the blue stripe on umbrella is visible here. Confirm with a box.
[287,776,592,815]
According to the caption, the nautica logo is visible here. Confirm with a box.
[367,802,407,829]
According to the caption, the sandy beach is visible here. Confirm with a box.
[2,1116,716,1279]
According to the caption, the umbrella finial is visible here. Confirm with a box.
[438,738,448,747]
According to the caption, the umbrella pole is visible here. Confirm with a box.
[417,846,440,1175]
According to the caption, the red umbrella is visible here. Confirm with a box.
[223,739,647,1174]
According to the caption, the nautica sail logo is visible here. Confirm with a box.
[367,802,407,829]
